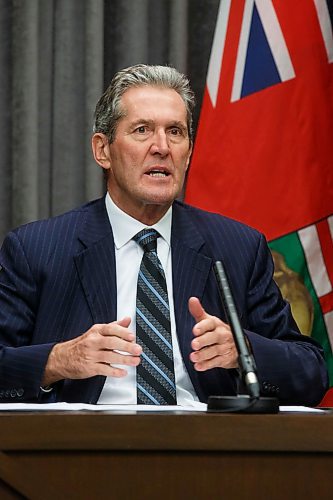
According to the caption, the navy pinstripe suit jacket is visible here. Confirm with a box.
[0,197,328,405]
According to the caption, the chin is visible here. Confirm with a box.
[150,196,176,206]
[143,190,177,206]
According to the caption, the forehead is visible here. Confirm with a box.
[120,85,187,123]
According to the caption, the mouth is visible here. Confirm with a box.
[145,167,171,178]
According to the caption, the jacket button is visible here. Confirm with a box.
[10,389,17,398]
[17,388,24,397]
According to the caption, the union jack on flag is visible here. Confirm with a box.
[186,0,333,403]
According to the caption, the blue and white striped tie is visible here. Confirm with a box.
[134,229,177,405]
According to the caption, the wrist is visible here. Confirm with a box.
[41,343,64,386]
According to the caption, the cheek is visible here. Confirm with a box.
[176,145,191,165]
[114,153,137,177]
[123,148,146,171]
[111,141,140,164]
[177,154,191,176]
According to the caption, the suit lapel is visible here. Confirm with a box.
[58,198,116,403]
[171,201,212,324]
[74,198,117,324]
[171,203,212,398]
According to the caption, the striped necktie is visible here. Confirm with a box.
[134,228,177,405]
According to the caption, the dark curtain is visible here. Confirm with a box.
[0,0,219,243]
[104,0,219,130]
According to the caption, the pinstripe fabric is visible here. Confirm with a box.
[0,197,328,405]
[134,229,176,405]
[0,199,115,403]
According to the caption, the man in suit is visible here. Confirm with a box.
[0,64,328,405]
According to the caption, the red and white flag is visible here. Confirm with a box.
[185,0,333,403]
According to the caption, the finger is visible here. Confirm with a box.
[107,366,129,378]
[116,316,131,328]
[190,343,218,362]
[98,350,141,367]
[190,343,232,363]
[191,317,217,339]
[193,353,238,371]
[191,324,233,350]
[191,329,216,351]
[101,336,142,356]
[98,320,134,341]
[97,364,129,378]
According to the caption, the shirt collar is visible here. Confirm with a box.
[105,193,172,249]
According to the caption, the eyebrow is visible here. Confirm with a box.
[130,119,188,133]
[169,121,188,132]
[130,119,155,128]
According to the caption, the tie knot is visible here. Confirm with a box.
[133,228,159,252]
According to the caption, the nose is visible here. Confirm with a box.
[150,130,170,156]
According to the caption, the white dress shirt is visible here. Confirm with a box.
[98,193,199,404]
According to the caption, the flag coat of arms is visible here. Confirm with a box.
[185,0,333,403]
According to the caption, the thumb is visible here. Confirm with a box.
[188,297,208,323]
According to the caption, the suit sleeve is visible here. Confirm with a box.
[244,234,328,406]
[0,231,55,402]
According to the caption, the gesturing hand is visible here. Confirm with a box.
[42,317,142,386]
[188,297,238,371]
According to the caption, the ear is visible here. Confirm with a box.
[185,142,193,171]
[91,133,112,171]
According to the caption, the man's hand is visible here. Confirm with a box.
[188,297,238,371]
[42,317,142,386]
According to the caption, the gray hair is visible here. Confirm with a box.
[93,64,195,143]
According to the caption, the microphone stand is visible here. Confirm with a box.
[207,261,279,413]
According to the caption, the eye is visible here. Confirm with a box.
[170,127,182,136]
[135,125,148,134]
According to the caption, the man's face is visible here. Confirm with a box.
[104,85,192,223]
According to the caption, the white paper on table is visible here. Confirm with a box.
[279,406,324,413]
[0,402,326,412]
[0,401,208,412]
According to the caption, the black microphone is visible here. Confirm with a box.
[214,260,259,398]
[207,260,279,413]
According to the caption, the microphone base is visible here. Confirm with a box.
[207,395,279,414]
